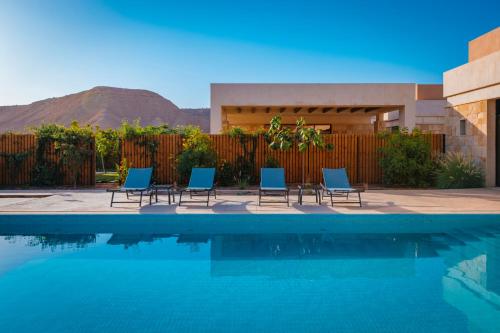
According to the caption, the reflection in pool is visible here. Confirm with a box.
[1,225,500,332]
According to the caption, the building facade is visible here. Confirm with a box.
[210,83,445,134]
[443,27,500,186]
[209,27,500,186]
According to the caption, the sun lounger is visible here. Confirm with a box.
[320,168,362,207]
[108,167,154,207]
[178,168,216,207]
[258,168,289,206]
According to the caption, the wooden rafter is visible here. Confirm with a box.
[322,107,333,113]
[307,107,318,113]
[293,107,302,113]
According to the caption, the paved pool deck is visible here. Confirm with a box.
[1,188,500,214]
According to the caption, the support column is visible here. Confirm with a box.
[399,103,417,131]
[486,99,496,187]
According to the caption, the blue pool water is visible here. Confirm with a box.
[0,214,500,333]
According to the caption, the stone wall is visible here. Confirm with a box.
[445,100,488,166]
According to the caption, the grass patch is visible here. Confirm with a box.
[96,172,119,183]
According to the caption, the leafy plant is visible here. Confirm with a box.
[176,126,217,184]
[95,127,120,172]
[378,128,435,187]
[31,124,62,186]
[52,122,94,187]
[217,160,235,186]
[266,116,333,185]
[435,152,484,188]
[264,156,280,168]
[117,158,131,185]
[31,122,93,187]
[227,127,259,184]
[0,150,32,185]
[118,120,181,181]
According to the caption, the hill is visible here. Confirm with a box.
[0,86,210,132]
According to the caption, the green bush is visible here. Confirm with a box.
[378,128,436,187]
[217,160,235,186]
[31,122,93,187]
[95,127,120,172]
[176,127,217,184]
[436,152,484,188]
[264,156,280,168]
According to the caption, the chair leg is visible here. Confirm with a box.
[347,193,349,200]
[126,191,129,199]
[139,191,143,207]
[286,190,289,207]
[358,192,362,207]
[149,191,153,205]
[207,191,210,207]
[330,193,333,207]
[258,189,261,206]
[179,191,183,206]
[214,189,217,199]
[110,192,115,207]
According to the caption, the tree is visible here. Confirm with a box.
[266,116,333,185]
[95,127,119,173]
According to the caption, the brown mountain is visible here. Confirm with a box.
[0,86,210,132]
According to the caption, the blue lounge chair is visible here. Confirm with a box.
[321,168,362,207]
[259,168,289,206]
[178,168,216,206]
[107,167,154,207]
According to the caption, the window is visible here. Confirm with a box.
[459,119,466,136]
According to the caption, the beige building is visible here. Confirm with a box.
[210,27,499,186]
[210,83,445,134]
[443,27,500,186]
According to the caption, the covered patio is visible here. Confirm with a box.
[221,104,402,133]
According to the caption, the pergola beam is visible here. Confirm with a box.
[293,107,302,113]
[350,107,364,113]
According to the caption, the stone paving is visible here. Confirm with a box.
[1,188,500,214]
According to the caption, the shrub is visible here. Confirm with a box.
[95,127,120,172]
[217,160,235,186]
[176,127,217,184]
[264,156,280,168]
[378,128,435,187]
[436,152,484,188]
[31,122,93,187]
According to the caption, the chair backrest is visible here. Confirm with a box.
[124,168,153,189]
[188,168,215,189]
[260,168,286,188]
[322,168,351,189]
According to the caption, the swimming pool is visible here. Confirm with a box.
[0,214,499,332]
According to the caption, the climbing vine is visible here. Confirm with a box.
[118,120,179,181]
[31,122,94,187]
[0,150,32,184]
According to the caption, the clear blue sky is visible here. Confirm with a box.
[1,0,498,107]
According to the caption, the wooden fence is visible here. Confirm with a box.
[0,134,95,187]
[122,134,445,185]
